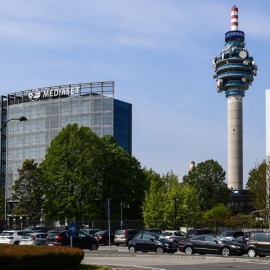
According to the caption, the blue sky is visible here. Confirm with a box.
[0,0,269,186]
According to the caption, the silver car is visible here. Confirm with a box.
[19,232,48,245]
[162,230,186,245]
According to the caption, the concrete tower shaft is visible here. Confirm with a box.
[228,95,243,190]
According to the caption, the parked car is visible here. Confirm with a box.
[80,228,101,237]
[23,226,48,233]
[19,232,48,245]
[0,230,32,245]
[235,231,263,245]
[93,230,115,245]
[218,231,244,241]
[246,232,270,257]
[114,229,140,246]
[178,235,246,256]
[140,228,164,234]
[185,229,216,239]
[162,230,186,245]
[128,232,177,254]
[46,230,99,250]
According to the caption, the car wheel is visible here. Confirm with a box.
[221,247,231,257]
[185,246,193,256]
[105,239,109,246]
[247,248,257,257]
[14,241,19,245]
[90,243,98,250]
[115,244,120,246]
[156,247,164,254]
[129,246,136,252]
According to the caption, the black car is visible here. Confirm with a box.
[140,228,164,234]
[178,235,246,256]
[185,229,216,239]
[128,232,177,254]
[24,226,48,233]
[46,230,99,250]
[218,231,244,241]
[94,230,115,245]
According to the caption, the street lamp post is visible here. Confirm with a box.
[172,196,178,229]
[120,202,123,230]
[0,116,27,131]
[1,116,27,220]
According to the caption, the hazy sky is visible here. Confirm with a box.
[0,0,269,186]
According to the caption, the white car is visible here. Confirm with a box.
[0,230,31,245]
[19,232,48,245]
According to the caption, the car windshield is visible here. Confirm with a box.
[220,231,234,237]
[96,230,107,235]
[115,231,125,235]
[1,232,13,236]
[156,235,167,240]
[162,232,172,236]
[21,235,33,239]
[216,236,230,242]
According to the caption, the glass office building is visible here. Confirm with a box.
[0,81,132,215]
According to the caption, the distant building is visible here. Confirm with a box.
[229,190,255,214]
[0,81,132,217]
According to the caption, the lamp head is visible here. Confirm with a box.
[19,116,27,121]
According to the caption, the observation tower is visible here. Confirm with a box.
[213,6,257,190]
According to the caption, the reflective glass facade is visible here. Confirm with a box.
[114,99,132,155]
[0,82,132,208]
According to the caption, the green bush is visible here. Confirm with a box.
[0,245,84,270]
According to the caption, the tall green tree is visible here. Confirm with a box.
[142,170,201,228]
[182,159,230,212]
[40,124,147,221]
[246,157,270,216]
[142,170,165,227]
[11,159,43,219]
[98,135,147,220]
[40,123,103,221]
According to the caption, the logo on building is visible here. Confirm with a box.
[28,87,80,101]
[28,90,41,101]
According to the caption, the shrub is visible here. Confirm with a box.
[0,245,84,270]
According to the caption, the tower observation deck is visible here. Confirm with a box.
[213,6,257,190]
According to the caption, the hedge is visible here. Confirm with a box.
[0,245,84,270]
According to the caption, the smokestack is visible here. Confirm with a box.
[190,161,195,171]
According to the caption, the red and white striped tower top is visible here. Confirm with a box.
[231,5,238,30]
[189,161,195,171]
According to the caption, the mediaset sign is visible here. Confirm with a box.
[225,30,245,42]
[28,87,80,101]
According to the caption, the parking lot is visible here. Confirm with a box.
[83,245,270,270]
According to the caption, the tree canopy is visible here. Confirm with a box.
[11,159,43,219]
[142,170,201,228]
[40,123,147,221]
[246,157,270,216]
[182,159,230,212]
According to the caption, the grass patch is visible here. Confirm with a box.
[78,265,112,270]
